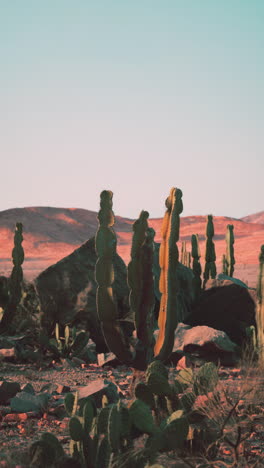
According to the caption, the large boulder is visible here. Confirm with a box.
[153,242,195,322]
[34,237,130,352]
[185,277,257,346]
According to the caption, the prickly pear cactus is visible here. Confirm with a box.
[225,224,235,277]
[203,215,216,288]
[256,245,264,363]
[95,190,132,364]
[154,187,183,360]
[191,234,202,300]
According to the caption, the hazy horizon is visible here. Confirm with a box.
[1,1,263,219]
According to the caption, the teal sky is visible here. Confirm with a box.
[1,1,263,219]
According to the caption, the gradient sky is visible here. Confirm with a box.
[1,1,263,219]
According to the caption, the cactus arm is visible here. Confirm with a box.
[154,188,183,360]
[95,191,132,363]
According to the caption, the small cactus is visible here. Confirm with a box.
[191,234,202,300]
[225,224,235,277]
[256,245,264,363]
[203,215,217,288]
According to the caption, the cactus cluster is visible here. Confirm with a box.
[61,360,219,467]
[95,188,183,369]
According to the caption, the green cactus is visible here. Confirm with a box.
[95,190,132,364]
[222,253,228,275]
[127,211,156,365]
[154,187,183,361]
[256,245,264,363]
[191,234,202,300]
[0,222,24,331]
[203,215,217,288]
[225,224,235,277]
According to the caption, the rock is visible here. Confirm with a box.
[21,383,35,394]
[153,243,195,322]
[35,237,130,352]
[0,381,21,404]
[0,347,16,359]
[10,392,49,413]
[78,379,121,406]
[55,384,71,394]
[97,352,121,368]
[185,282,257,346]
[171,323,239,366]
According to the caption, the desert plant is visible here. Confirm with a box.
[256,245,264,364]
[39,323,89,360]
[203,214,216,288]
[95,188,198,367]
[225,224,235,277]
[0,222,24,331]
[191,234,202,301]
[154,187,183,361]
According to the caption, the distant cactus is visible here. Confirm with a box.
[203,215,216,288]
[0,222,24,331]
[225,224,235,277]
[191,234,202,300]
[154,187,183,361]
[10,222,24,306]
[256,245,264,363]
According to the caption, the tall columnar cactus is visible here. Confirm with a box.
[10,222,24,305]
[95,191,132,363]
[0,223,24,330]
[203,215,216,288]
[127,211,155,363]
[154,187,183,361]
[225,224,235,277]
[256,245,264,363]
[191,234,202,300]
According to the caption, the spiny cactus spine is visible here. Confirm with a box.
[203,215,216,288]
[225,224,235,277]
[154,187,183,360]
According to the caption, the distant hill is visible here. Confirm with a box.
[0,206,263,286]
[241,211,264,225]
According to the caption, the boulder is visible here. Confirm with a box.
[34,237,130,352]
[185,280,257,346]
[171,323,239,366]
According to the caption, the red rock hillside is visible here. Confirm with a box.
[0,207,263,287]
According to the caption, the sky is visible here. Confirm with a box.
[0,0,263,220]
